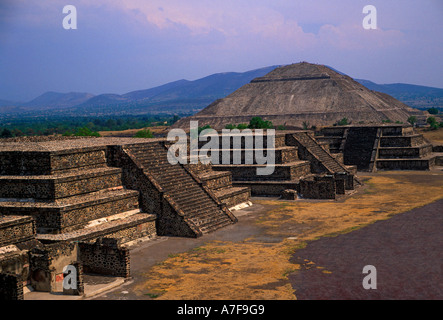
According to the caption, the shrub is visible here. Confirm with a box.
[407,116,417,126]
[337,118,349,126]
[0,128,13,138]
[225,124,236,130]
[74,127,100,137]
[427,117,439,130]
[134,128,154,138]
[248,117,273,129]
[236,123,249,130]
[198,125,212,134]
[427,107,439,115]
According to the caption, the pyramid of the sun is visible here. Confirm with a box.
[174,62,421,129]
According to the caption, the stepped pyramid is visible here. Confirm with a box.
[174,62,421,129]
[0,137,245,298]
[0,138,157,244]
[317,124,443,171]
[197,130,359,199]
[0,137,240,240]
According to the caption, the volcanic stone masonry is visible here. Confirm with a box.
[1,126,441,299]
[315,124,443,171]
[0,136,248,299]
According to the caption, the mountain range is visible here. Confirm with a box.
[1,65,442,117]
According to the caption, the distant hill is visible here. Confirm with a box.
[355,80,443,110]
[74,66,279,114]
[1,64,442,118]
[24,91,95,109]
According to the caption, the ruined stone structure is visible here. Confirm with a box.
[0,137,247,299]
[3,123,437,299]
[199,130,359,199]
[316,124,443,171]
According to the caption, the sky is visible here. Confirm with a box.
[0,0,442,102]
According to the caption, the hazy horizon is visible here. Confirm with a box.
[1,0,442,102]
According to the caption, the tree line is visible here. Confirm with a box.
[0,114,180,138]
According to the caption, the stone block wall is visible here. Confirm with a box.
[157,197,200,237]
[0,216,36,247]
[380,135,424,148]
[29,242,78,292]
[0,168,122,200]
[0,272,23,300]
[215,188,251,208]
[201,172,232,190]
[79,238,130,278]
[299,175,336,199]
[378,145,433,159]
[98,218,157,244]
[0,191,140,234]
[0,250,30,283]
[0,148,107,176]
[50,149,107,174]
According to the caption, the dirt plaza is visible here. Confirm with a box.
[93,169,443,300]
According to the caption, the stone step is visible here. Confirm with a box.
[379,134,425,148]
[232,180,301,196]
[198,132,287,149]
[169,188,205,201]
[0,188,140,234]
[197,146,299,165]
[175,194,214,208]
[212,161,311,181]
[188,204,229,222]
[184,204,221,219]
[198,171,233,190]
[0,215,35,247]
[159,182,202,194]
[376,156,436,170]
[378,145,433,159]
[191,210,230,227]
[198,216,233,234]
[213,186,251,208]
[126,144,236,236]
[0,147,107,175]
[36,212,156,244]
[0,167,123,200]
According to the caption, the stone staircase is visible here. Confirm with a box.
[288,132,350,174]
[123,142,237,236]
[188,164,251,210]
[343,127,380,171]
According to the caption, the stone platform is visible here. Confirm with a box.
[317,124,439,172]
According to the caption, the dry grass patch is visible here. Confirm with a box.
[136,171,443,300]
